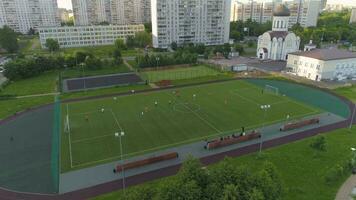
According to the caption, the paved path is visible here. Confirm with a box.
[336,175,356,200]
[123,59,135,71]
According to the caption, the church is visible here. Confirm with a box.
[257,4,301,61]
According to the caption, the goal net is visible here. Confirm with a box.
[64,114,70,133]
[264,85,279,95]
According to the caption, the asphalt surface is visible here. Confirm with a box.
[0,78,354,200]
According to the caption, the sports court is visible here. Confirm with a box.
[61,79,324,172]
[62,73,144,92]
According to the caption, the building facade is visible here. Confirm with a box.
[38,24,145,48]
[151,0,231,49]
[0,0,59,34]
[231,0,321,28]
[350,8,356,24]
[287,48,356,81]
[257,4,300,61]
[72,0,151,26]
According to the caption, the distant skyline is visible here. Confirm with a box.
[233,0,355,6]
[56,0,356,10]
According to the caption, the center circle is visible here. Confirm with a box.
[173,102,201,113]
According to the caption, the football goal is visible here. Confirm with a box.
[264,85,279,95]
[64,114,70,133]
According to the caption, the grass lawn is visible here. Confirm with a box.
[62,46,140,58]
[140,65,221,83]
[61,80,319,172]
[93,126,356,200]
[0,71,58,96]
[61,64,131,79]
[0,96,54,120]
[334,85,356,102]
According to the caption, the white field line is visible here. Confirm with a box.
[230,90,261,106]
[72,109,321,168]
[67,104,74,169]
[71,133,114,144]
[169,94,222,134]
[110,109,124,132]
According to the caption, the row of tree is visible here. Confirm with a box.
[124,157,283,200]
[0,26,19,53]
[136,51,198,68]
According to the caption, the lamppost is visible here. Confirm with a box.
[260,104,271,154]
[350,104,356,130]
[80,62,86,91]
[156,57,160,71]
[115,131,126,196]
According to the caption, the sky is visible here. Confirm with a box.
[57,0,72,10]
[56,0,356,9]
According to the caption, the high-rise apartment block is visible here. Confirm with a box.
[151,0,231,49]
[231,0,321,28]
[72,0,151,26]
[350,8,356,24]
[0,0,59,34]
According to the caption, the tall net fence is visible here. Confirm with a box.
[246,79,350,118]
[51,96,60,193]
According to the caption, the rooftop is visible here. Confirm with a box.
[273,4,290,17]
[289,48,356,61]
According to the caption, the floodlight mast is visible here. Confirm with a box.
[115,131,126,196]
[259,104,271,154]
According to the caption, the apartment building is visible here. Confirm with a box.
[38,24,145,48]
[72,0,151,26]
[350,8,356,24]
[72,0,111,26]
[0,0,59,34]
[151,0,231,49]
[231,0,321,28]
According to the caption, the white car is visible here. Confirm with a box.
[0,67,4,73]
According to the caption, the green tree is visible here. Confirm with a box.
[247,188,265,200]
[126,185,156,200]
[171,42,178,51]
[84,56,102,70]
[255,162,283,200]
[0,26,19,53]
[156,179,202,200]
[310,135,327,152]
[177,156,209,189]
[220,184,239,200]
[45,38,60,52]
[234,44,244,54]
[115,38,127,50]
[113,48,123,64]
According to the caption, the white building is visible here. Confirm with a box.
[287,48,356,81]
[38,24,145,48]
[151,0,231,49]
[350,8,356,24]
[0,0,59,34]
[111,0,151,24]
[257,4,300,61]
[231,0,321,28]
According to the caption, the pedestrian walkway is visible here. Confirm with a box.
[335,175,356,200]
[59,112,345,194]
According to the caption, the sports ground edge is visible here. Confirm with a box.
[0,77,355,200]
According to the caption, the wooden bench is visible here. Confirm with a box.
[205,131,261,150]
[114,152,179,173]
[280,118,320,132]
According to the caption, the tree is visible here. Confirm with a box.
[310,135,327,152]
[171,42,178,51]
[231,30,244,41]
[115,38,127,50]
[0,26,19,53]
[255,162,283,200]
[247,188,265,200]
[177,156,209,189]
[45,38,60,52]
[113,48,123,64]
[134,31,152,48]
[84,56,102,70]
[234,44,244,54]
[220,184,239,200]
[156,179,202,200]
[222,43,231,59]
[144,22,152,33]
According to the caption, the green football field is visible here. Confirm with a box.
[61,80,320,172]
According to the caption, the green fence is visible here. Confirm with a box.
[51,96,60,193]
[246,79,350,118]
